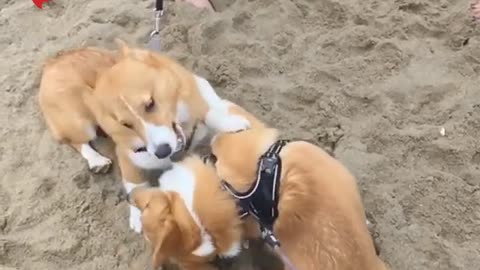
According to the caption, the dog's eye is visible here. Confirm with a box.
[145,98,155,113]
[210,154,217,164]
[122,122,133,129]
[203,153,217,165]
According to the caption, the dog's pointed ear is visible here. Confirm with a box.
[129,187,153,210]
[114,38,131,58]
[151,219,173,269]
[168,193,202,251]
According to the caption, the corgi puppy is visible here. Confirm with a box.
[129,156,243,270]
[205,103,388,270]
[38,42,250,233]
[38,47,117,173]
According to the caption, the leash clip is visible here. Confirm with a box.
[261,227,280,248]
[150,9,163,37]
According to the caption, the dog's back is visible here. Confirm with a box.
[276,141,386,270]
[38,47,116,144]
[40,47,116,91]
[210,102,387,270]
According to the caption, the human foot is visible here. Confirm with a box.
[472,0,480,21]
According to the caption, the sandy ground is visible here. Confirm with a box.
[1,0,480,269]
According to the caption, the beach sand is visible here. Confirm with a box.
[1,0,480,269]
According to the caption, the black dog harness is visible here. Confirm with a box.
[220,140,290,248]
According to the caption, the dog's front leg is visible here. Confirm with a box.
[194,76,250,133]
[116,146,148,233]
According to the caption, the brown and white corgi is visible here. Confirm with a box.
[129,156,243,270]
[38,41,250,233]
[205,102,388,270]
[38,47,117,173]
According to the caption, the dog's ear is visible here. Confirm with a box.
[129,187,153,210]
[114,38,132,58]
[151,219,174,269]
[168,193,202,251]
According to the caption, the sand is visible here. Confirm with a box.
[1,0,480,269]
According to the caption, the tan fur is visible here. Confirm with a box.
[90,41,226,184]
[93,41,209,148]
[130,156,243,270]
[38,47,116,147]
[38,41,225,184]
[210,103,388,270]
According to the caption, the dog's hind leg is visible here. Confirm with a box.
[42,98,112,174]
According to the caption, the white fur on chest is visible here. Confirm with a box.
[158,163,215,257]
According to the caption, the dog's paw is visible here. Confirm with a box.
[87,155,112,174]
[192,233,216,257]
[218,114,251,133]
[219,241,241,258]
[205,103,251,133]
[129,205,143,233]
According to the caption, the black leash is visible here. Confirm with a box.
[155,0,164,12]
[148,0,165,52]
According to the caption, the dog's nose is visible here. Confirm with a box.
[154,144,172,159]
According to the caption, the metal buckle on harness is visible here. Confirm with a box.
[260,155,278,175]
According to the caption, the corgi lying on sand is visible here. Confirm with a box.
[129,156,243,270]
[38,47,117,173]
[203,102,388,270]
[38,41,250,233]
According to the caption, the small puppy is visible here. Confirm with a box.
[38,47,117,173]
[206,103,388,270]
[129,156,243,270]
[38,42,250,233]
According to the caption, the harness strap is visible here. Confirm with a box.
[220,139,299,270]
[221,139,290,232]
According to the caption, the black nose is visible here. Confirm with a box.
[154,144,172,159]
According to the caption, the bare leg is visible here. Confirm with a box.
[473,0,480,21]
[71,142,112,174]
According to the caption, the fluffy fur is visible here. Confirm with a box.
[38,47,118,173]
[208,103,388,270]
[130,156,243,270]
[38,41,250,233]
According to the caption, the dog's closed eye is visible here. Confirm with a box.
[134,146,147,153]
[120,120,134,129]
